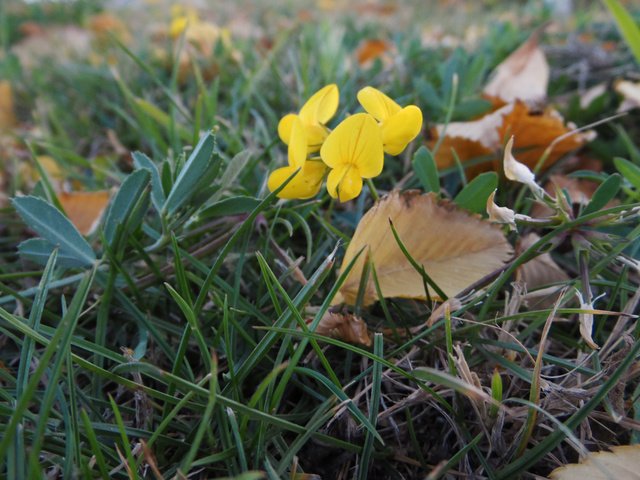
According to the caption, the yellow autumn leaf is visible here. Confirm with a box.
[58,191,111,236]
[483,29,549,103]
[333,191,513,306]
[549,445,640,480]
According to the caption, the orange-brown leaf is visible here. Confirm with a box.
[496,101,589,171]
[356,39,391,66]
[334,191,513,306]
[58,191,111,236]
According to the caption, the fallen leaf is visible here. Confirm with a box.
[58,191,111,236]
[532,174,599,218]
[0,81,17,130]
[333,191,513,306]
[495,102,592,171]
[516,233,568,308]
[549,445,640,479]
[615,79,640,111]
[431,101,593,177]
[483,30,549,103]
[356,39,391,66]
[313,311,371,346]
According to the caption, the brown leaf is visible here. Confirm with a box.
[0,81,17,130]
[483,30,549,103]
[431,101,592,177]
[549,445,640,480]
[314,311,371,346]
[333,191,513,306]
[58,191,111,236]
[356,39,391,66]
[496,101,591,171]
[516,233,568,288]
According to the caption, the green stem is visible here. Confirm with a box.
[366,178,380,202]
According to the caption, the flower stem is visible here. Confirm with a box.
[366,178,379,201]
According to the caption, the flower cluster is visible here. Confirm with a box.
[267,85,423,202]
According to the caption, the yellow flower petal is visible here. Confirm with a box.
[299,84,339,126]
[278,113,297,144]
[304,124,329,153]
[268,162,326,199]
[288,117,307,168]
[320,113,383,180]
[381,105,423,155]
[357,86,401,122]
[326,165,364,202]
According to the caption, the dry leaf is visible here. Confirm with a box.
[495,101,591,171]
[0,81,17,130]
[532,174,610,218]
[615,79,640,111]
[356,39,391,66]
[483,30,549,103]
[313,311,371,346]
[516,233,568,309]
[549,445,640,479]
[333,191,513,306]
[432,101,592,177]
[58,191,111,236]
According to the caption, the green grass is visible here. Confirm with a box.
[1,0,640,478]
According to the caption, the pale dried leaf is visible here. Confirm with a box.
[59,191,111,236]
[615,80,640,111]
[334,191,513,306]
[314,311,371,346]
[549,445,640,480]
[483,30,549,103]
[435,103,514,149]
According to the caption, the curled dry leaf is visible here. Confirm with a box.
[549,445,640,480]
[432,101,593,178]
[58,191,111,236]
[483,29,549,103]
[313,311,371,346]
[333,191,513,306]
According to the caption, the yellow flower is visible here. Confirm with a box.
[320,113,383,202]
[169,7,199,38]
[278,84,339,153]
[268,117,326,199]
[357,86,422,155]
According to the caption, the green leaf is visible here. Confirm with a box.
[18,238,87,268]
[211,150,253,202]
[581,173,622,216]
[132,151,166,212]
[614,157,640,190]
[103,169,151,247]
[199,196,261,219]
[603,0,640,65]
[412,146,440,193]
[454,172,498,214]
[12,196,96,266]
[164,131,217,215]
